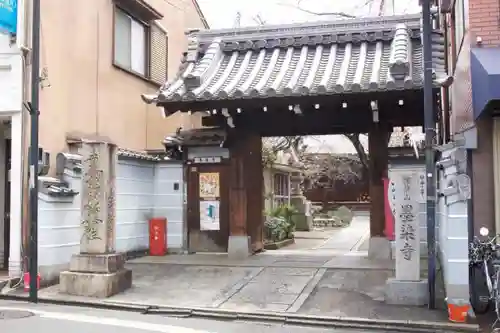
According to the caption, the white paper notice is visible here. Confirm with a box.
[200,200,220,231]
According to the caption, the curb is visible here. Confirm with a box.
[0,294,480,332]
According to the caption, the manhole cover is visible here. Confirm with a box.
[0,310,35,320]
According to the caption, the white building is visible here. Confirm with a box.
[0,0,27,279]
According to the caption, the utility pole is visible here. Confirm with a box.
[421,0,436,309]
[28,0,41,303]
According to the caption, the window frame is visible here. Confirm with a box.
[273,172,291,207]
[113,7,149,77]
[112,4,166,86]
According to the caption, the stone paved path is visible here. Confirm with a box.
[8,215,450,324]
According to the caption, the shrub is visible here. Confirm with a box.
[264,216,289,242]
[264,204,298,241]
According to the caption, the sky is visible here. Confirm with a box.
[194,0,422,153]
[197,0,420,29]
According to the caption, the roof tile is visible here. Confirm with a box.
[143,14,452,107]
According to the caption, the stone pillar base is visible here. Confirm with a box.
[59,253,132,298]
[228,236,251,259]
[385,278,428,306]
[368,236,391,259]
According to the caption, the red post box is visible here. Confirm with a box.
[149,217,167,256]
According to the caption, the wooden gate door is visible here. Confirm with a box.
[187,164,229,252]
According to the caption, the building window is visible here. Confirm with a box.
[273,173,290,206]
[114,8,147,76]
[113,6,168,85]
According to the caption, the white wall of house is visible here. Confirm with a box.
[436,147,470,304]
[37,156,184,284]
[0,0,27,277]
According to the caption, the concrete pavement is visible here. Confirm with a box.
[0,215,479,332]
[0,301,389,333]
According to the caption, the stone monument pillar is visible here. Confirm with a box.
[385,172,427,305]
[60,140,132,297]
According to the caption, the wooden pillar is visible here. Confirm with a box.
[368,124,389,238]
[245,134,263,251]
[228,132,263,255]
[229,138,247,237]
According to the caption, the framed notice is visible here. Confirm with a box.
[199,172,220,198]
[200,200,220,230]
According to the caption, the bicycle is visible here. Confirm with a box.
[469,227,500,325]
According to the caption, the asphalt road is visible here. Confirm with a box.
[0,300,395,333]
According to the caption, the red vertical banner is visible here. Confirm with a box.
[383,178,395,241]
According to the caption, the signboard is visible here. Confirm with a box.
[199,172,221,231]
[199,172,220,198]
[200,200,220,231]
[0,0,17,35]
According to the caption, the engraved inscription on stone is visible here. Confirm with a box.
[399,177,416,262]
[394,172,420,281]
[81,150,103,242]
[80,142,117,254]
[418,173,426,203]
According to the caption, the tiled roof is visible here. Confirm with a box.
[117,148,161,161]
[164,127,227,146]
[142,14,451,107]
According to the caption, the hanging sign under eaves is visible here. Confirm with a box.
[0,0,17,35]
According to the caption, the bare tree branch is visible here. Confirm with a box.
[345,134,368,171]
[276,0,379,19]
[262,136,303,166]
[276,2,357,18]
[252,14,266,26]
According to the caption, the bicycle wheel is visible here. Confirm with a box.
[470,264,491,314]
[495,269,500,320]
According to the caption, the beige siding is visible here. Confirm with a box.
[38,0,205,171]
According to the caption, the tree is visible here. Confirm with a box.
[260,0,389,182]
[262,136,302,167]
[301,153,364,186]
[262,0,390,182]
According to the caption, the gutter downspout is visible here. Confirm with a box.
[19,0,32,276]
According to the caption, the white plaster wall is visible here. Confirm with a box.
[37,157,185,282]
[436,148,470,302]
[115,159,155,253]
[153,163,184,250]
[38,173,82,282]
